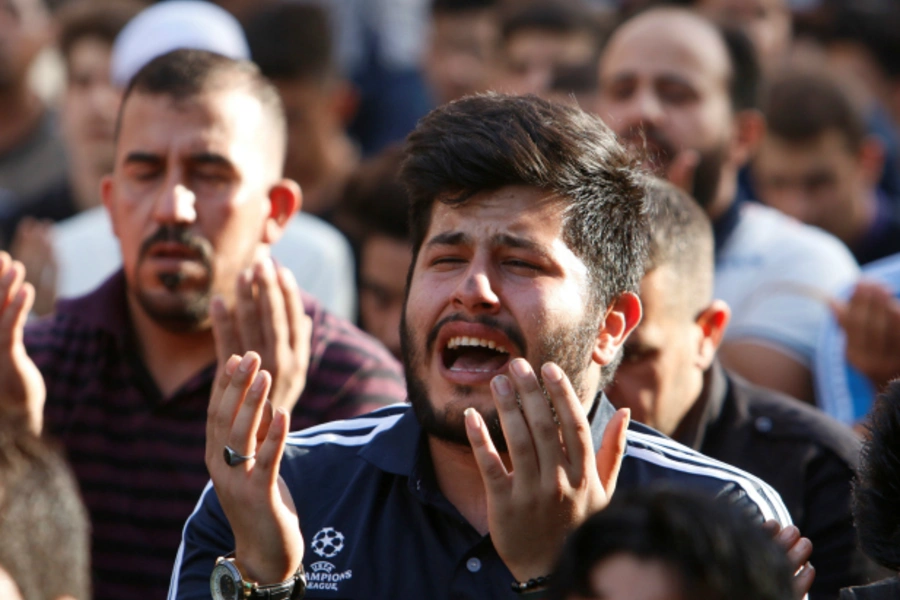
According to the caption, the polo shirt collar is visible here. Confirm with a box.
[360,393,619,480]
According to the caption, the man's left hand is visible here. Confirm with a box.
[465,358,629,582]
[212,258,313,413]
[763,520,815,600]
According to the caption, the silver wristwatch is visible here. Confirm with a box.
[210,555,306,600]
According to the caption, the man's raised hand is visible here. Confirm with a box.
[0,251,45,434]
[464,358,629,582]
[205,351,304,584]
[211,257,313,413]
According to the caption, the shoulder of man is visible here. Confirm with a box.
[728,373,862,469]
[300,290,406,412]
[169,405,411,600]
[620,421,792,526]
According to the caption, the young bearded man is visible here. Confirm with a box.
[169,93,793,600]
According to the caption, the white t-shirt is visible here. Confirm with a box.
[715,203,860,367]
[52,207,357,321]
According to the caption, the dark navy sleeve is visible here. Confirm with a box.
[168,482,236,600]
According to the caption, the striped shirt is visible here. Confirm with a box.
[169,398,790,600]
[24,271,406,600]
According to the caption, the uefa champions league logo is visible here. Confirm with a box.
[311,527,346,559]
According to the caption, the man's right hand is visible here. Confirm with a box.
[210,258,313,415]
[0,252,45,434]
[205,351,304,585]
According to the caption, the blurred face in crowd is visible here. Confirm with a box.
[61,36,120,177]
[755,130,882,246]
[694,0,790,71]
[566,554,684,600]
[102,86,297,332]
[402,187,631,448]
[275,78,344,210]
[424,8,498,105]
[498,28,596,96]
[359,233,411,360]
[607,266,723,437]
[596,10,736,214]
[0,0,48,90]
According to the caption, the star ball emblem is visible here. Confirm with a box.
[311,527,346,559]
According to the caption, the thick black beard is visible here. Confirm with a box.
[400,305,602,452]
[690,144,727,211]
[133,225,215,333]
[620,124,726,211]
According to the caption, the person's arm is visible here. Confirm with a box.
[719,341,815,403]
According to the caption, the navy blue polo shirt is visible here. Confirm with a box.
[170,400,790,600]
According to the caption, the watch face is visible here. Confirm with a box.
[211,562,241,600]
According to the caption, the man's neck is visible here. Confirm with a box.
[428,436,494,535]
[0,87,44,155]
[126,295,217,398]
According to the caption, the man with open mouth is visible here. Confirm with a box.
[171,93,798,600]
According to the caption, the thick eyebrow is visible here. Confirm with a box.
[424,231,470,249]
[424,231,551,258]
[491,233,547,256]
[188,152,233,168]
[123,151,162,166]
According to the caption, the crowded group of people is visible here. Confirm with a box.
[1,0,900,599]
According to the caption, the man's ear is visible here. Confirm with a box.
[731,109,766,168]
[858,135,886,188]
[100,174,120,240]
[694,299,731,370]
[332,81,360,128]
[593,292,642,366]
[262,179,302,245]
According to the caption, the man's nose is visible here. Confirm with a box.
[154,182,197,224]
[622,89,665,131]
[452,263,500,313]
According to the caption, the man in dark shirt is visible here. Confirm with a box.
[171,93,796,600]
[0,49,406,600]
[607,178,874,599]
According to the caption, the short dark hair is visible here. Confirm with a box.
[547,487,795,600]
[400,93,649,309]
[431,0,497,16]
[244,3,337,84]
[853,380,900,571]
[117,49,287,170]
[500,1,602,49]
[764,68,866,153]
[0,426,91,600]
[822,5,900,81]
[644,177,714,312]
[56,0,143,66]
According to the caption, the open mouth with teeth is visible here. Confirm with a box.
[442,336,512,373]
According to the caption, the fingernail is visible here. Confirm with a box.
[492,375,512,395]
[251,372,267,392]
[211,295,225,315]
[541,362,563,382]
[239,353,255,372]
[510,359,529,378]
[224,355,241,376]
[464,407,481,429]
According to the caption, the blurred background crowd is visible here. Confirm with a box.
[3,0,900,598]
